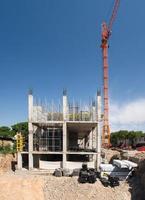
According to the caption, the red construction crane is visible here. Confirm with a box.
[101,0,120,146]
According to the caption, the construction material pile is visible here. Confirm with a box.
[100,175,119,187]
[100,159,137,181]
[78,164,96,184]
[53,164,97,184]
[53,168,73,177]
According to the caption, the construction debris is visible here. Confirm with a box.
[100,175,119,188]
[78,164,97,184]
[53,168,62,177]
[62,168,73,177]
[99,159,137,180]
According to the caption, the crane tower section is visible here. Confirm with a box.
[101,0,120,146]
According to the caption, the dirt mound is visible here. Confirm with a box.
[134,152,145,161]
[0,174,44,200]
[0,172,131,200]
[102,148,120,163]
[0,154,16,174]
[43,176,130,200]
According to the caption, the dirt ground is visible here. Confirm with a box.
[1,152,145,200]
[43,175,131,200]
[0,173,44,200]
[0,173,131,200]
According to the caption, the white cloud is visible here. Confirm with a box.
[110,99,145,132]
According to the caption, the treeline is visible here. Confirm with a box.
[0,122,28,138]
[111,130,145,147]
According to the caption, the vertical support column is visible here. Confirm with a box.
[62,90,68,168]
[63,121,67,168]
[17,152,22,170]
[88,130,93,149]
[96,91,102,170]
[63,89,69,121]
[92,128,97,149]
[28,90,34,170]
[28,123,33,170]
[92,101,97,121]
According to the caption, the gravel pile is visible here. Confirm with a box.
[43,176,131,200]
[134,152,145,161]
[102,148,120,163]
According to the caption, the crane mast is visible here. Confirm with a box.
[101,0,120,146]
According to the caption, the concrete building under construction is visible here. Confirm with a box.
[17,90,102,171]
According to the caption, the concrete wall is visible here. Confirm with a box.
[39,160,95,170]
[66,161,95,169]
[39,160,61,169]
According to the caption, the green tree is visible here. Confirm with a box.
[0,126,12,137]
[128,131,144,146]
[110,132,118,146]
[111,130,145,147]
[111,130,129,146]
[11,122,28,137]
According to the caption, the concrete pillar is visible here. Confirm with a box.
[17,152,22,170]
[28,152,33,170]
[63,90,69,121]
[63,121,67,168]
[93,154,97,168]
[96,91,102,170]
[28,91,34,170]
[28,90,33,122]
[92,101,97,121]
[92,127,97,149]
[28,122,33,170]
[88,130,93,149]
[62,90,69,167]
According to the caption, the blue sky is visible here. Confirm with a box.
[0,0,145,130]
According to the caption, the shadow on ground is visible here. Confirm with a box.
[128,159,145,200]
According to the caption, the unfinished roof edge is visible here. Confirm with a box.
[28,89,102,123]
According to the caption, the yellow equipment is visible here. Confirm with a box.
[16,133,25,152]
